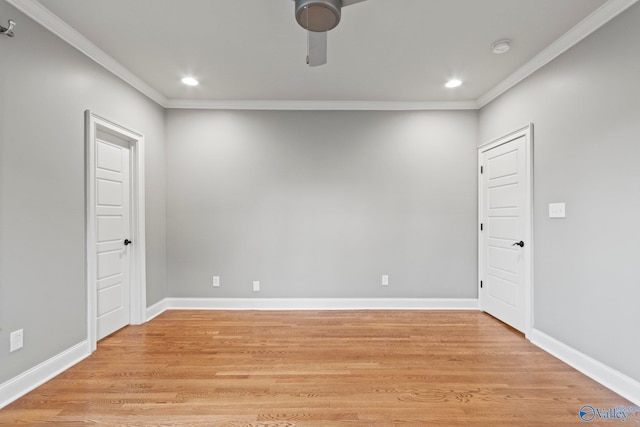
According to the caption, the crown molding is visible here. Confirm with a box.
[8,0,637,111]
[6,0,169,107]
[477,0,639,108]
[165,99,479,111]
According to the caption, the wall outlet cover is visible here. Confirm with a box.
[10,329,23,352]
[253,281,260,292]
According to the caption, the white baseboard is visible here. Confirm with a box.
[0,340,91,409]
[530,329,640,406]
[146,298,168,321]
[159,297,479,311]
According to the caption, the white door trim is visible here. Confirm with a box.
[85,111,147,352]
[478,124,534,337]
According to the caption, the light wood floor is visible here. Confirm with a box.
[1,310,636,426]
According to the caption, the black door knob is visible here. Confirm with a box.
[512,241,524,248]
[124,239,132,246]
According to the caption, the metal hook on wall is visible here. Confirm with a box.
[1,20,16,37]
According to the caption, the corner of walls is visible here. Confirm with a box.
[146,298,169,321]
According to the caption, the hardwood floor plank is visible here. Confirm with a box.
[1,310,637,426]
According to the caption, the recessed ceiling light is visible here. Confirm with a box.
[492,39,511,54]
[445,79,462,89]
[181,77,199,86]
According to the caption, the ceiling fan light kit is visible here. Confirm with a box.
[294,0,356,67]
[295,0,342,32]
[292,0,367,66]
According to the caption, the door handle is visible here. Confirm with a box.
[124,239,132,246]
[512,241,524,248]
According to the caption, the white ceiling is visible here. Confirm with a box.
[16,0,630,108]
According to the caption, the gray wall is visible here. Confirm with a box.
[166,109,478,299]
[0,1,167,383]
[479,3,640,382]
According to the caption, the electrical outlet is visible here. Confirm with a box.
[213,276,220,287]
[253,281,260,292]
[10,329,23,352]
[382,275,389,286]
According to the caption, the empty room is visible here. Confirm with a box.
[1,0,639,425]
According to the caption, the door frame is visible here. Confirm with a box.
[478,123,533,337]
[85,111,147,352]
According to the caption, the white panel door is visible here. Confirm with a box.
[95,131,131,340]
[480,134,528,332]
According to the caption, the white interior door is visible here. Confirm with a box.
[86,111,147,351]
[95,130,131,340]
[479,126,532,333]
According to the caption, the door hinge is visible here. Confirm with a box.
[480,165,483,174]
[480,223,483,231]
[480,280,483,289]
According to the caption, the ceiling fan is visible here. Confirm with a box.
[293,0,367,67]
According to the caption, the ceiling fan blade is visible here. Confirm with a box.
[342,0,367,6]
[307,31,327,67]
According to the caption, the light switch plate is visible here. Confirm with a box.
[549,203,566,218]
